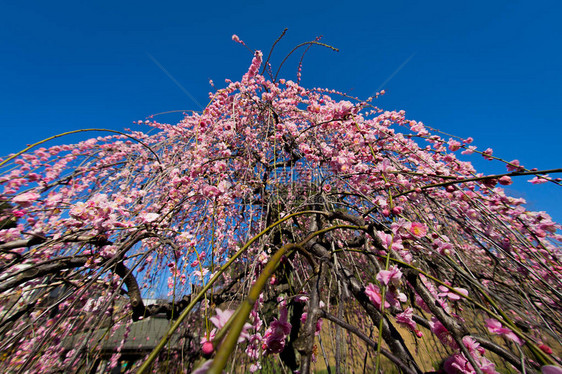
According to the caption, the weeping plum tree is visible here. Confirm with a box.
[0,34,561,374]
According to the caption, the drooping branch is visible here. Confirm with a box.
[303,237,422,374]
[404,268,468,338]
[0,254,91,294]
[393,168,562,199]
[0,233,112,253]
[208,224,364,374]
[319,310,417,374]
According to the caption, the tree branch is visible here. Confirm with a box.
[319,310,417,374]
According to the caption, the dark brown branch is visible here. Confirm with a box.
[114,262,145,321]
[0,233,112,252]
[261,28,288,78]
[405,269,467,337]
[394,168,562,199]
[473,336,540,373]
[0,255,91,294]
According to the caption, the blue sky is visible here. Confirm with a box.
[2,1,561,223]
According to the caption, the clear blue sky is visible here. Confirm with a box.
[2,1,561,224]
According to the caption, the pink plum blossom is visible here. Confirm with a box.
[300,312,324,336]
[430,317,458,349]
[376,266,402,286]
[395,307,418,332]
[442,337,498,374]
[210,308,234,330]
[263,300,292,354]
[506,159,523,171]
[409,221,427,238]
[498,176,513,185]
[528,175,550,184]
[538,344,553,354]
[194,268,209,280]
[443,353,498,374]
[485,318,523,345]
[482,148,494,160]
[141,212,160,223]
[386,289,407,308]
[12,191,40,207]
[377,231,404,251]
[12,210,25,218]
[448,139,462,152]
[461,146,477,155]
[202,309,251,350]
[231,34,244,44]
[438,286,469,301]
[365,283,390,309]
[201,341,214,355]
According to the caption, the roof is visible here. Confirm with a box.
[65,315,182,353]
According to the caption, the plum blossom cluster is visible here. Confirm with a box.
[443,336,498,374]
[262,298,292,354]
[0,39,560,374]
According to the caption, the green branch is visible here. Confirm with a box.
[208,223,363,374]
[136,210,329,374]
